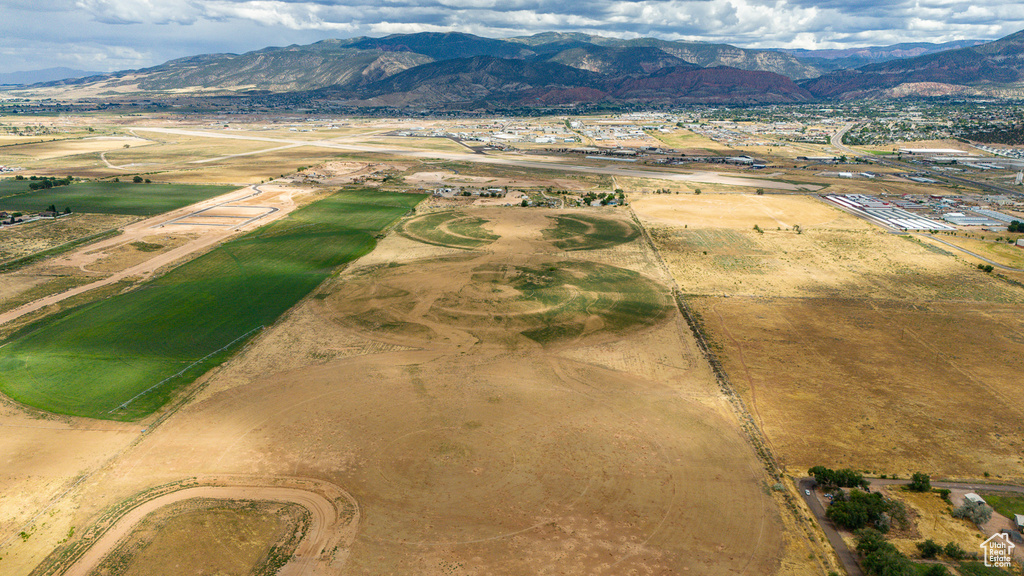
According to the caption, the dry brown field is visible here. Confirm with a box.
[92,500,302,576]
[633,191,1024,481]
[0,213,137,262]
[0,206,803,576]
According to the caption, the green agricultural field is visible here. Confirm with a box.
[980,492,1024,520]
[402,211,498,249]
[543,214,640,251]
[0,181,236,215]
[0,188,424,420]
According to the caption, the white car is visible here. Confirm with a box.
[805,489,811,496]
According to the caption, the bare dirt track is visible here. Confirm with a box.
[7,206,785,576]
[60,483,347,576]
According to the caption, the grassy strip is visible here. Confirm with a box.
[980,492,1024,521]
[0,182,236,215]
[0,229,122,273]
[0,188,424,420]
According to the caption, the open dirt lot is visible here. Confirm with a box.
[634,192,1024,481]
[0,213,137,263]
[1,206,788,575]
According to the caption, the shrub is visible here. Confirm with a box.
[943,542,965,560]
[951,500,992,525]
[917,539,942,558]
[934,488,951,503]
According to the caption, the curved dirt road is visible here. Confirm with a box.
[60,485,341,576]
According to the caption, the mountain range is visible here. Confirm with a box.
[801,29,1024,99]
[0,67,102,86]
[781,40,988,71]
[11,30,1024,106]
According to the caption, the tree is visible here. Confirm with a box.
[855,528,888,554]
[756,188,765,195]
[694,188,702,195]
[862,545,915,576]
[908,472,931,492]
[132,175,143,183]
[521,198,529,207]
[827,489,899,532]
[809,466,868,489]
[951,500,992,525]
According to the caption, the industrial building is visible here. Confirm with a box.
[942,213,1004,226]
[824,195,955,231]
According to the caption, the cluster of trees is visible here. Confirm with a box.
[1008,220,1024,233]
[131,176,152,184]
[855,529,961,576]
[826,489,907,532]
[42,204,71,215]
[977,263,995,273]
[14,175,74,190]
[809,466,869,489]
[580,190,625,206]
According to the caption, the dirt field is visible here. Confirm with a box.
[634,192,1024,481]
[91,500,300,576]
[0,206,789,575]
[0,213,137,263]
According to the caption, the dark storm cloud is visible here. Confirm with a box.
[3,0,1021,72]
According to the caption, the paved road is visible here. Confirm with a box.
[797,478,864,576]
[915,234,1024,272]
[799,476,1024,576]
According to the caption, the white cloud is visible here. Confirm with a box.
[2,0,1022,72]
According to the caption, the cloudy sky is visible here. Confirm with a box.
[4,0,1023,73]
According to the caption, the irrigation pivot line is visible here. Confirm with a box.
[108,325,265,413]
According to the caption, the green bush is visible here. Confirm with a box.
[917,539,942,558]
[908,473,931,492]
[951,500,993,525]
